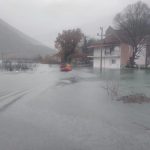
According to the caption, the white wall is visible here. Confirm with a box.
[93,57,120,69]
[104,58,120,69]
[93,46,121,69]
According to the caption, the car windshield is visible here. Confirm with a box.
[0,0,150,150]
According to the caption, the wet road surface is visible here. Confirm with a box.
[0,65,150,150]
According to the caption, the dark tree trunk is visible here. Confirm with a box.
[145,45,149,68]
[129,56,135,67]
[128,47,137,68]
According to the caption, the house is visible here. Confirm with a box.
[88,26,149,69]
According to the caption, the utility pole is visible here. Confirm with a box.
[100,27,103,72]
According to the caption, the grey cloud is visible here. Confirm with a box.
[0,0,150,48]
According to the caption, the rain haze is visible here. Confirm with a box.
[0,0,150,48]
[0,1,150,150]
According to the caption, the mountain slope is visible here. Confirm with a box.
[0,19,55,59]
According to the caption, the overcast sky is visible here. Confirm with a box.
[0,0,150,48]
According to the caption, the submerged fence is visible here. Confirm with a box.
[0,60,37,71]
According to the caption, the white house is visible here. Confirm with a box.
[89,27,149,69]
[93,46,121,69]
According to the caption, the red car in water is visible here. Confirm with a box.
[60,64,72,72]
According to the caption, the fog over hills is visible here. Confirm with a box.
[0,18,55,59]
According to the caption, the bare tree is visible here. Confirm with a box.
[102,80,120,100]
[114,1,150,67]
[55,28,84,63]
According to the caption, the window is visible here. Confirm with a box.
[105,49,110,55]
[110,47,115,54]
[112,59,116,64]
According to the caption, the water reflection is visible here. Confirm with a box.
[54,64,150,97]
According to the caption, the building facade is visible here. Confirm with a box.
[89,26,149,69]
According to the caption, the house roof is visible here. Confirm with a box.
[88,26,150,50]
[88,26,121,49]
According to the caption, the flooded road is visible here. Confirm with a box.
[0,64,150,150]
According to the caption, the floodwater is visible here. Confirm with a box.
[0,64,150,150]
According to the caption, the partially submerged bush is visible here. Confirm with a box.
[102,81,150,104]
[117,94,150,104]
[102,80,120,100]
